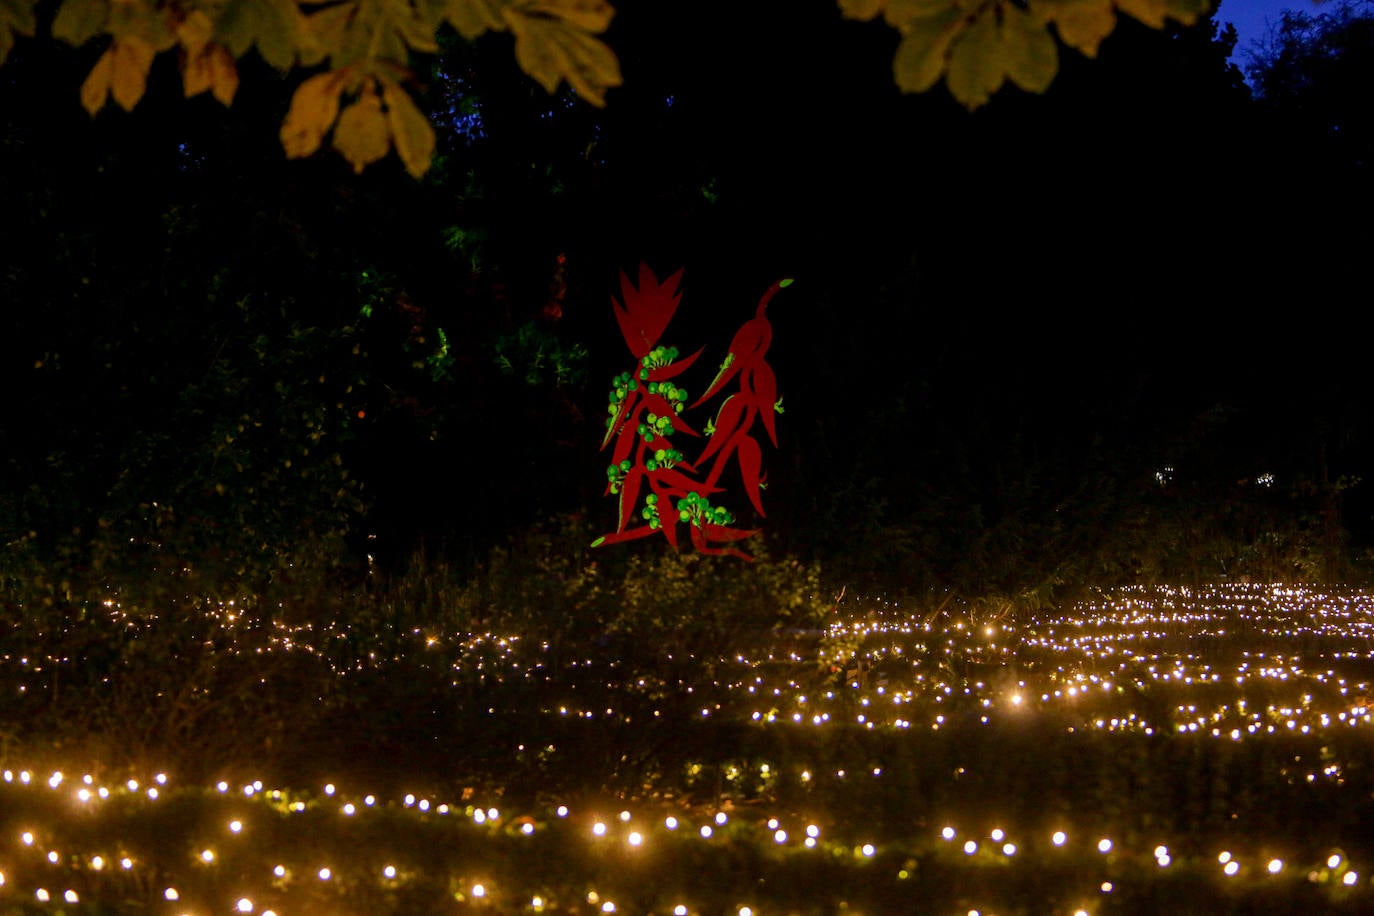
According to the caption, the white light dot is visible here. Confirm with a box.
[700,825,713,839]
[1329,854,1343,869]
[164,888,179,901]
[200,849,215,863]
[963,840,978,854]
[1345,871,1359,886]
[383,865,396,879]
[1052,831,1067,846]
[628,831,643,846]
[592,822,607,837]
[236,898,253,913]
[1097,838,1113,853]
[64,890,79,904]
[472,883,486,898]
[861,843,875,857]
[318,867,331,880]
[1268,859,1284,874]
[229,820,243,833]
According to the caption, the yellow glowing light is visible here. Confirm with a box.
[35,889,49,903]
[1329,854,1343,868]
[236,898,253,912]
[64,890,79,903]
[1268,859,1284,874]
[164,888,180,901]
[473,883,486,897]
[1101,882,1113,892]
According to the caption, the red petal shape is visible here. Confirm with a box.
[750,361,778,446]
[697,395,747,466]
[618,465,644,532]
[612,264,684,359]
[736,435,766,516]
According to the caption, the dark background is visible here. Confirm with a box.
[2,0,1371,604]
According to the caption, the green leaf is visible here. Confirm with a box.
[946,8,1003,109]
[441,0,504,39]
[333,86,391,172]
[216,0,300,70]
[1029,0,1115,58]
[1000,3,1056,93]
[836,0,889,21]
[891,6,961,94]
[382,78,435,178]
[0,0,35,64]
[507,9,622,104]
[50,0,107,47]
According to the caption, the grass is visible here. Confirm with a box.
[3,533,1374,914]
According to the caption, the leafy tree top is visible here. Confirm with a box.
[0,0,1211,177]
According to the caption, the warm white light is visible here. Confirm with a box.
[1052,831,1067,846]
[472,884,486,898]
[628,831,643,846]
[1344,872,1359,886]
[164,888,179,901]
[1268,859,1284,874]
[236,898,253,912]
[1097,838,1113,853]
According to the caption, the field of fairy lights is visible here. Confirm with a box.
[4,583,1374,914]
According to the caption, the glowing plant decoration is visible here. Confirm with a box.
[594,264,790,559]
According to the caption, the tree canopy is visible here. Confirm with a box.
[1,0,1211,178]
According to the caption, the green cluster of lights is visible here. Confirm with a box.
[646,380,688,412]
[644,447,683,473]
[637,412,675,443]
[676,492,733,527]
[605,460,632,495]
[640,345,680,372]
[639,493,664,530]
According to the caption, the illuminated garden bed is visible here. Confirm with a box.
[3,583,1374,913]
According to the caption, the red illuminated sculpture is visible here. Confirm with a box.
[594,264,789,560]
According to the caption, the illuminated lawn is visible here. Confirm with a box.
[4,583,1374,914]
